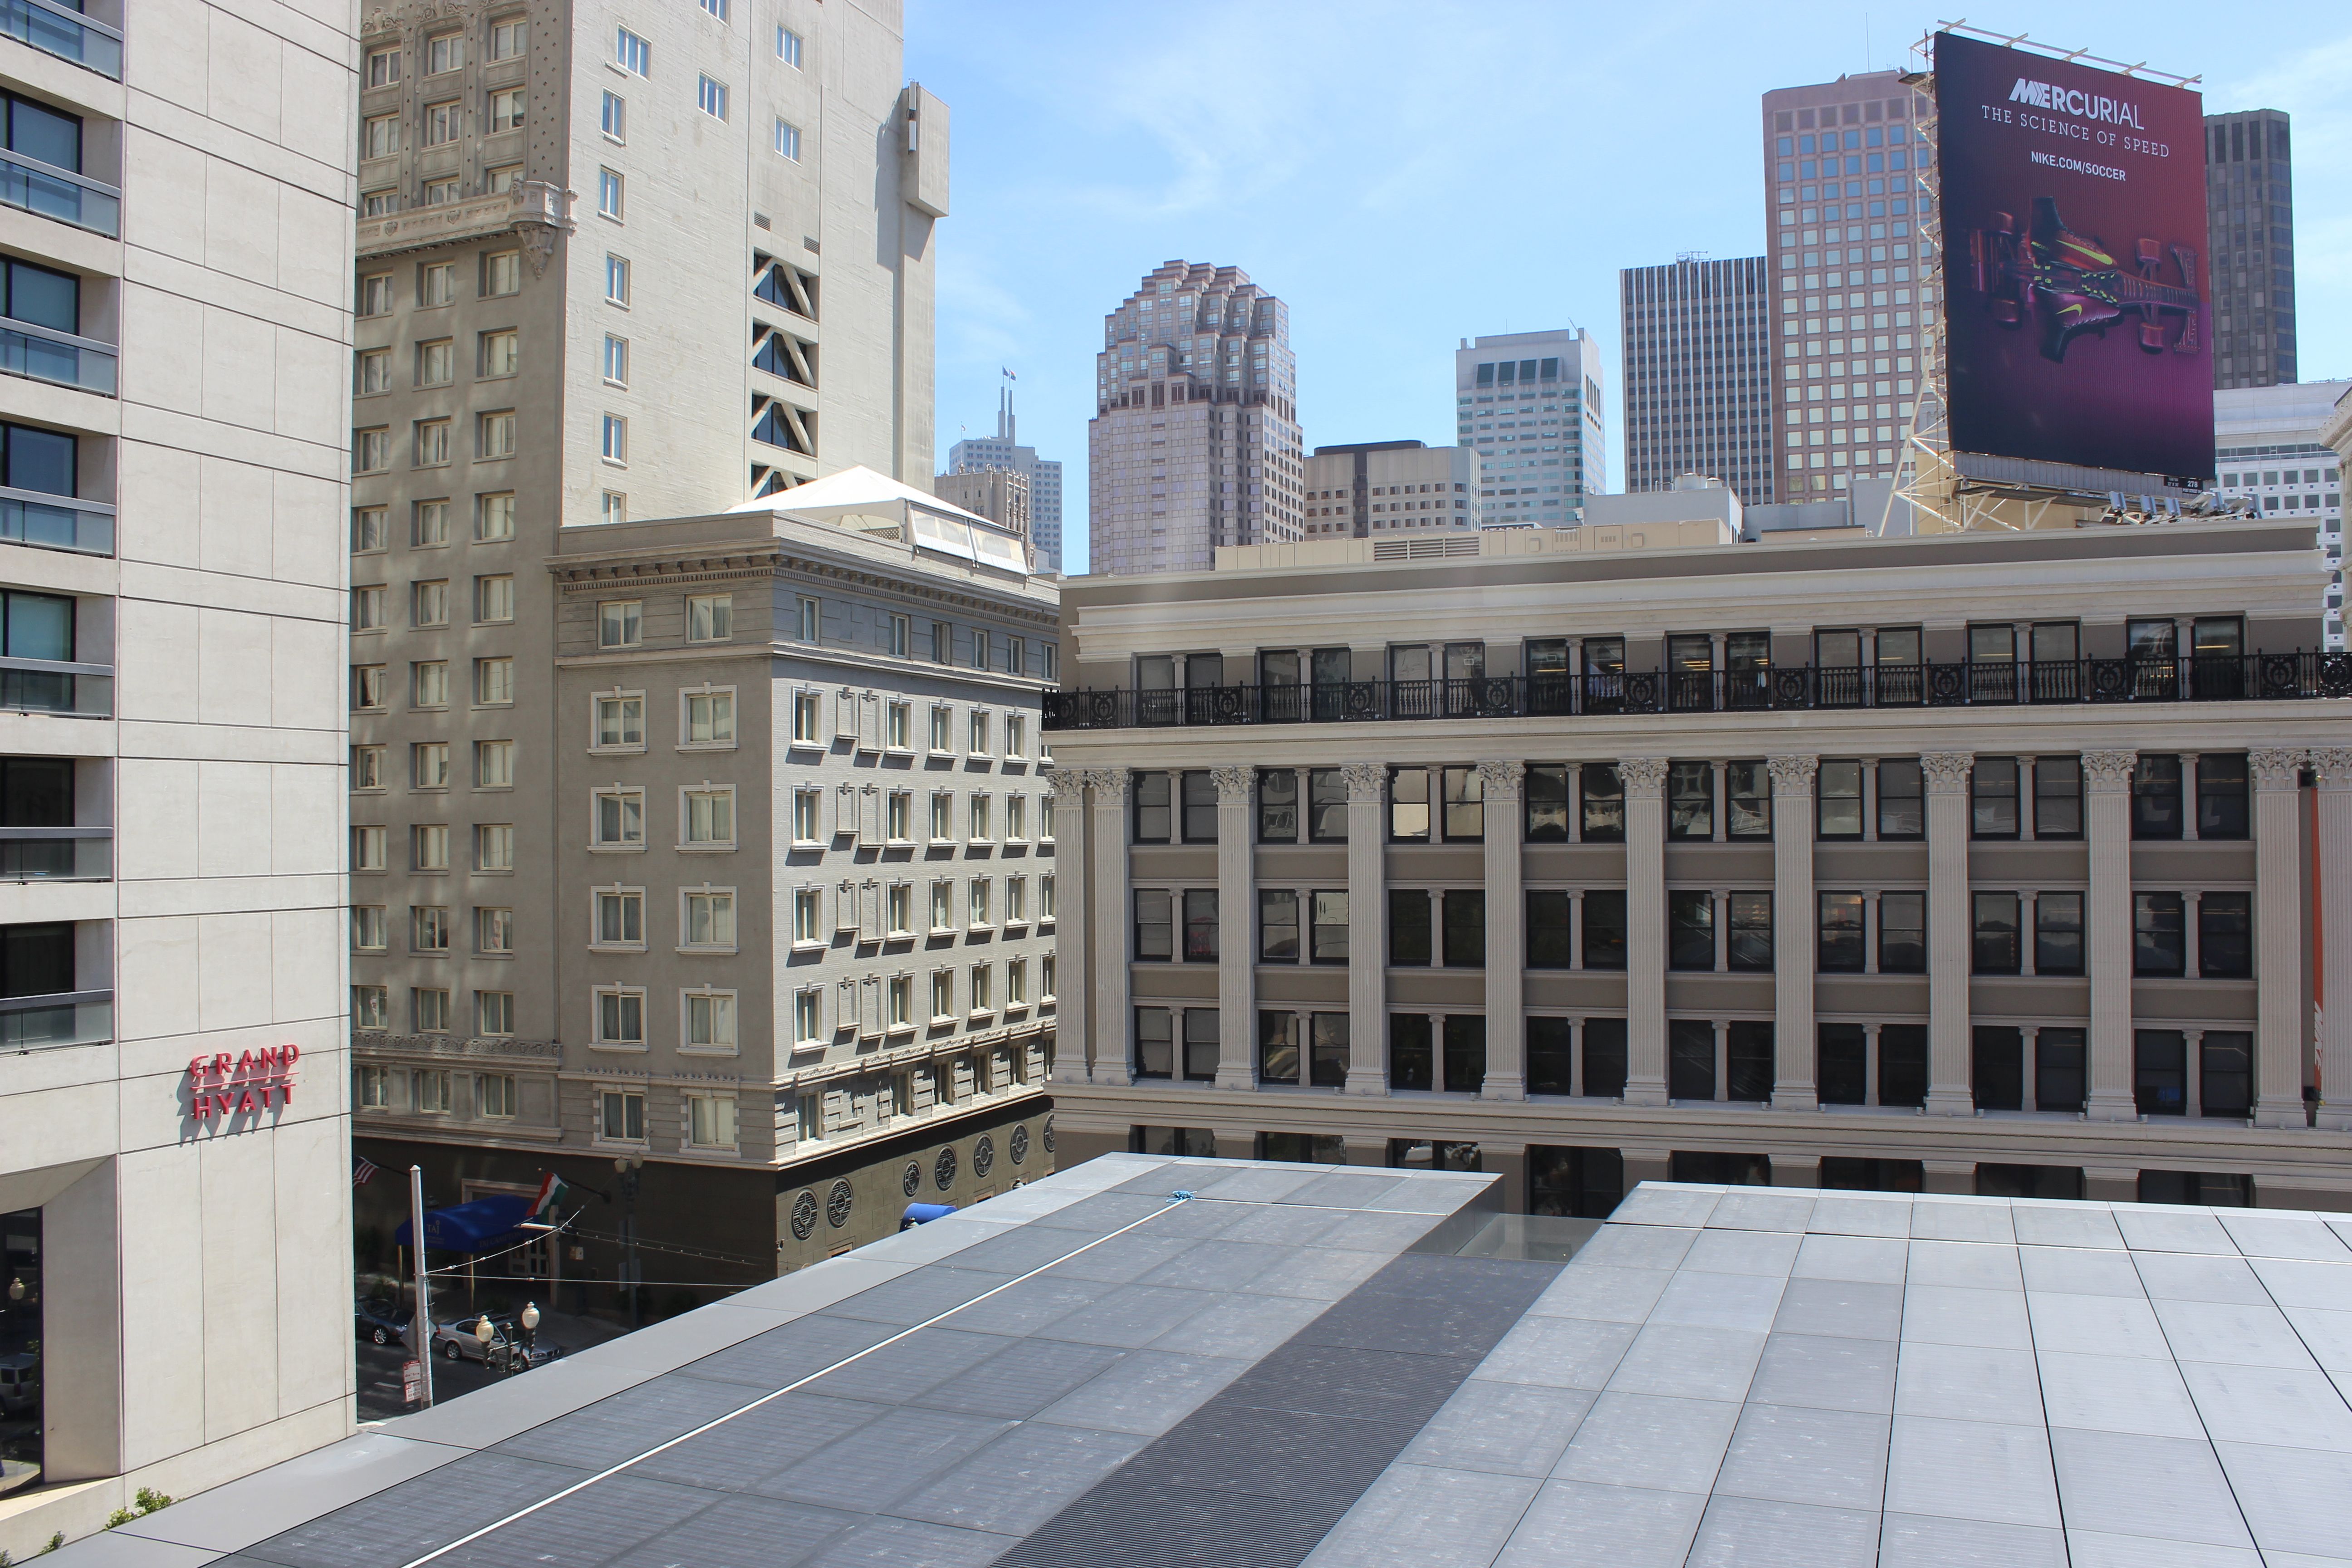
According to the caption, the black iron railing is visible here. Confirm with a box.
[1043,655,2352,731]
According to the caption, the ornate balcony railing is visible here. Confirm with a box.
[1042,655,2352,731]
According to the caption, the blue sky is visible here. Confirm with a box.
[908,0,2352,572]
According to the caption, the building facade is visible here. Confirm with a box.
[2205,110,2296,390]
[1453,330,1603,527]
[1,0,357,1551]
[932,466,1030,552]
[1038,522,2352,1215]
[350,494,1060,1289]
[1619,257,1774,505]
[1087,261,1303,578]
[1759,72,1931,503]
[2215,382,2347,650]
[949,388,1062,573]
[1302,441,1480,539]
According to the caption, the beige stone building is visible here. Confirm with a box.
[1040,520,2352,1213]
[1302,441,1480,539]
[0,0,357,1551]
[932,465,1029,551]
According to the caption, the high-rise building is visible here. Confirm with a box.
[2204,111,2297,389]
[934,464,1031,546]
[1088,261,1303,577]
[2214,381,2347,647]
[1759,73,1931,502]
[950,388,1063,573]
[1452,330,1604,527]
[343,10,963,1290]
[0,1,358,1547]
[1619,257,1776,503]
[1303,442,1482,537]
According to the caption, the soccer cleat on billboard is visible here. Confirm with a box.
[1968,197,2203,365]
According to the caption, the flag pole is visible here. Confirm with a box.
[409,1164,435,1408]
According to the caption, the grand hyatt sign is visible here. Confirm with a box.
[186,1045,300,1123]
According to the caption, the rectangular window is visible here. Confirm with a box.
[353,507,389,553]
[616,27,649,76]
[1441,766,1484,841]
[1527,1017,1573,1095]
[1972,891,2021,974]
[1390,1014,1434,1092]
[2200,1032,2252,1118]
[1182,889,1218,961]
[1180,770,1216,842]
[1390,766,1430,841]
[792,789,821,844]
[474,657,513,706]
[605,255,630,305]
[366,47,401,87]
[1668,762,1714,840]
[600,90,627,143]
[598,599,641,648]
[1308,768,1348,842]
[1669,1019,1714,1100]
[475,575,514,623]
[778,26,803,66]
[1310,892,1349,964]
[2135,1029,2187,1116]
[353,824,387,872]
[594,693,643,748]
[413,419,451,467]
[489,87,525,133]
[2034,757,2082,838]
[684,593,732,643]
[1727,1022,1774,1102]
[1259,1010,1300,1085]
[1134,1007,1176,1079]
[475,823,514,872]
[1582,890,1627,969]
[1974,1026,2024,1112]
[1580,764,1624,841]
[792,691,822,745]
[594,888,643,946]
[684,788,735,846]
[2199,892,2252,978]
[2037,1028,2087,1113]
[1133,889,1172,962]
[414,1065,452,1108]
[600,1088,646,1140]
[697,74,728,120]
[420,261,455,306]
[2133,755,2184,840]
[684,889,735,948]
[1727,892,1773,971]
[488,16,528,59]
[412,741,450,787]
[1668,891,1715,970]
[774,118,802,161]
[483,251,521,297]
[1972,757,2020,838]
[2134,892,2187,976]
[684,689,735,744]
[352,745,387,791]
[2035,892,2084,976]
[1255,769,1298,843]
[797,597,821,641]
[1527,890,1571,968]
[352,905,388,951]
[971,629,990,670]
[2196,755,2250,840]
[1525,764,1570,842]
[593,788,643,847]
[1879,891,1926,973]
[969,709,991,757]
[1443,1016,1487,1095]
[1818,892,1864,972]
[422,99,461,147]
[794,989,823,1045]
[1179,1008,1213,1076]
[1725,761,1770,839]
[686,1093,738,1148]
[411,905,451,952]
[1133,772,1171,843]
[1818,1024,1865,1105]
[355,346,392,396]
[1441,890,1485,969]
[1877,759,1924,838]
[1388,889,1432,966]
[475,906,513,954]
[601,413,628,464]
[475,740,514,789]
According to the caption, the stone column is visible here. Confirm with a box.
[1621,757,1672,1106]
[1087,769,1133,1087]
[1211,764,1258,1090]
[1921,751,1976,1116]
[2251,747,2308,1127]
[1922,1159,1975,1195]
[1769,755,1819,1110]
[2182,891,2202,981]
[2081,750,2139,1121]
[1481,759,1528,1102]
[2316,747,2352,1131]
[2022,1024,2041,1112]
[1343,762,1390,1094]
[1046,768,1092,1085]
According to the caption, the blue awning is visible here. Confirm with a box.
[901,1202,957,1229]
[394,1194,533,1252]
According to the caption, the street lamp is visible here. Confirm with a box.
[613,1156,644,1329]
[520,1301,540,1361]
[473,1313,497,1375]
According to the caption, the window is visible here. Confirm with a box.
[1817,892,1864,973]
[887,974,916,1027]
[1668,1019,1715,1100]
[1308,769,1348,843]
[1582,891,1627,970]
[422,99,461,146]
[483,251,521,296]
[1004,714,1027,759]
[412,499,451,547]
[791,788,823,844]
[2034,757,2082,838]
[1441,891,1485,968]
[475,740,514,789]
[476,906,513,955]
[425,30,462,73]
[2035,1028,2086,1113]
[794,988,823,1045]
[1390,1014,1434,1092]
[684,1093,737,1148]
[684,889,735,948]
[351,745,387,791]
[1133,772,1172,843]
[413,1065,453,1108]
[2196,755,2249,840]
[1444,1017,1488,1095]
[1182,889,1217,961]
[411,583,451,633]
[684,688,735,745]
[412,905,451,953]
[676,593,732,645]
[1668,762,1713,840]
[2200,1032,2252,1119]
[1815,760,1863,838]
[1580,764,1624,842]
[969,709,991,756]
[1134,889,1173,961]
[791,887,824,946]
[598,411,628,465]
[366,46,401,86]
[411,823,449,872]
[353,506,388,553]
[412,741,450,786]
[468,492,514,543]
[697,75,728,120]
[598,599,642,648]
[1389,890,1432,966]
[968,793,992,843]
[883,701,911,753]
[2134,892,2186,976]
[605,255,630,305]
[352,665,387,710]
[352,905,388,951]
[970,964,995,1015]
[1972,758,2019,838]
[2133,755,2184,840]
[355,347,391,396]
[352,584,387,631]
[1441,766,1485,841]
[1180,771,1216,841]
[1725,762,1771,839]
[594,887,644,946]
[2135,1029,2186,1117]
[929,791,953,843]
[358,274,394,318]
[931,621,953,663]
[1390,767,1430,841]
[422,177,459,208]
[475,657,513,706]
[471,575,515,625]
[774,119,802,162]
[1257,769,1299,842]
[1181,1009,1218,1080]
[1974,1026,2024,1112]
[489,87,525,132]
[1259,889,1299,961]
[353,824,387,872]
[2035,893,2084,976]
[778,26,803,66]
[616,27,650,76]
[889,879,915,932]
[420,262,455,306]
[475,823,514,872]
[930,880,955,934]
[1528,891,1571,968]
[414,419,451,467]
[684,787,735,847]
[790,691,824,745]
[353,428,390,473]
[594,692,644,748]
[1973,892,2020,974]
[1728,892,1772,971]
[593,788,644,847]
[2200,892,2252,978]
[415,338,455,389]
[1007,637,1027,678]
[488,15,527,59]
[600,1087,647,1140]
[1877,759,1924,838]
[1668,891,1715,970]
[1135,1007,1174,1079]
[480,330,519,378]
[971,629,991,671]
[795,596,821,642]
[1004,793,1027,841]
[1525,764,1570,842]
[601,90,627,142]
[1879,892,1926,973]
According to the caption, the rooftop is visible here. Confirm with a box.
[59,1162,2352,1568]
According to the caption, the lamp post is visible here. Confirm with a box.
[520,1301,540,1365]
[613,1156,643,1328]
[473,1312,495,1369]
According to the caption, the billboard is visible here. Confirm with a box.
[1934,31,2213,480]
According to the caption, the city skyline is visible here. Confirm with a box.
[909,0,2352,572]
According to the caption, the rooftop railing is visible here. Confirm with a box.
[0,656,113,717]
[0,0,122,78]
[0,484,114,555]
[1042,655,2352,731]
[0,988,111,1053]
[0,825,111,880]
[0,147,120,236]
[0,317,117,396]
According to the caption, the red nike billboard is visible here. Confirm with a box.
[1935,32,2214,480]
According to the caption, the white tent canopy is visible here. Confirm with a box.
[728,465,1029,574]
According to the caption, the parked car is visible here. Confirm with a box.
[429,1315,563,1372]
[355,1296,412,1348]
[0,1353,37,1415]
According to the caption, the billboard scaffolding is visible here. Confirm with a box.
[1890,26,2213,534]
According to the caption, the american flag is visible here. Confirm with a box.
[353,1156,382,1186]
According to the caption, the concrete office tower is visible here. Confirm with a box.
[349,475,1061,1284]
[2215,381,2347,648]
[1760,73,1931,501]
[1452,330,1603,527]
[1041,519,2352,1208]
[1619,257,1775,505]
[933,466,1030,549]
[950,387,1063,572]
[345,7,945,1147]
[1303,442,1482,538]
[1088,261,1304,577]
[2205,111,2297,390]
[0,1,357,1550]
